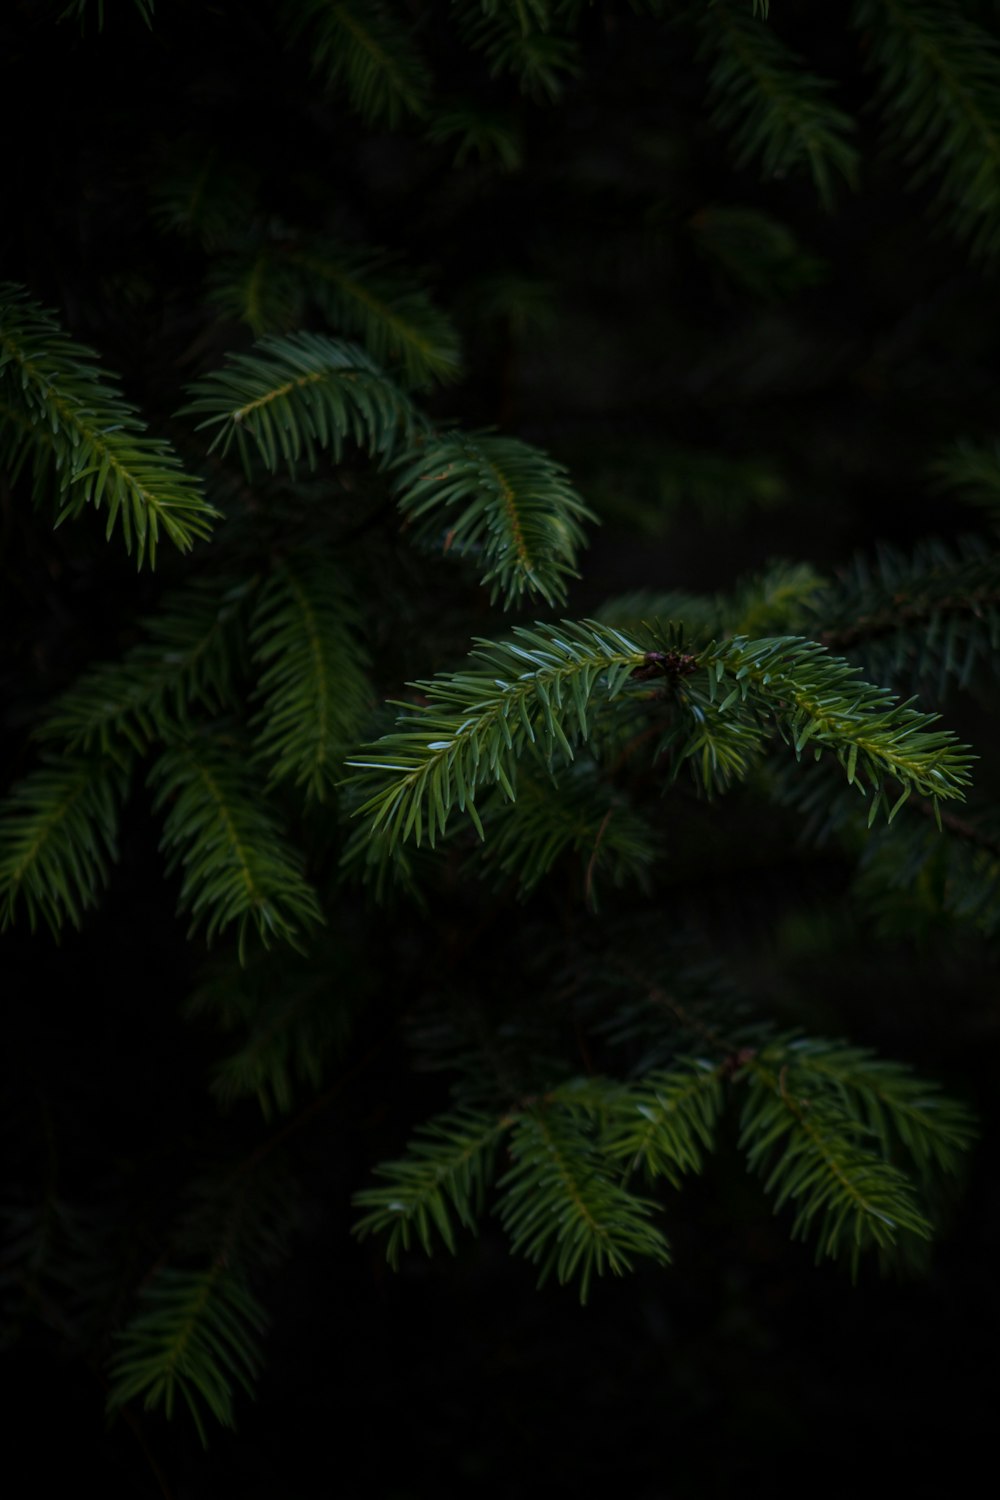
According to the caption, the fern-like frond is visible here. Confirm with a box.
[182,332,416,474]
[855,0,1000,258]
[393,432,594,607]
[352,1108,509,1265]
[738,1047,934,1271]
[701,3,858,209]
[149,739,323,957]
[36,577,255,754]
[250,552,371,800]
[291,0,431,125]
[346,619,649,846]
[0,756,129,935]
[0,284,216,566]
[602,1059,725,1186]
[497,1106,670,1302]
[106,1266,266,1445]
[209,240,461,388]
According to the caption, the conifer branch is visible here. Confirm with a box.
[250,553,371,800]
[425,103,524,170]
[182,332,418,475]
[107,1266,266,1446]
[349,621,973,850]
[702,2,858,208]
[458,0,581,101]
[498,1106,671,1302]
[393,433,594,608]
[0,285,216,566]
[149,739,323,957]
[479,764,656,904]
[0,756,129,935]
[346,619,649,846]
[780,1037,977,1176]
[853,804,1000,939]
[353,1108,509,1265]
[36,579,255,754]
[290,0,431,125]
[602,1060,726,1186]
[855,0,1000,257]
[353,1041,973,1292]
[700,634,974,818]
[737,1045,935,1271]
[209,241,462,388]
[816,539,1000,695]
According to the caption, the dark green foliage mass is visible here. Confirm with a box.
[2,0,998,1491]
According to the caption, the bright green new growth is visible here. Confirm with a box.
[346,619,649,846]
[347,621,973,848]
[0,284,216,566]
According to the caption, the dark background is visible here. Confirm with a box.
[3,2,997,1492]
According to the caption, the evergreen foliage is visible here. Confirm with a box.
[208,238,462,386]
[393,433,594,606]
[0,755,128,934]
[2,0,997,1483]
[0,284,215,565]
[701,1,858,208]
[352,1035,973,1292]
[106,1267,267,1445]
[249,553,370,799]
[183,332,419,473]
